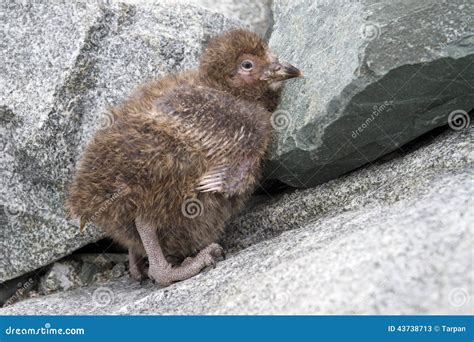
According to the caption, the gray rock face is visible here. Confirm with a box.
[1,0,472,314]
[0,274,37,307]
[184,0,272,36]
[38,254,128,295]
[265,0,474,187]
[38,260,83,295]
[2,126,472,314]
[0,1,240,282]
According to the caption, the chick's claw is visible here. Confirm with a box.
[206,243,225,261]
[196,243,225,268]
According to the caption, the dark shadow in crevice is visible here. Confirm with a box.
[72,238,126,255]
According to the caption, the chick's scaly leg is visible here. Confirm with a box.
[135,217,224,287]
[128,249,147,281]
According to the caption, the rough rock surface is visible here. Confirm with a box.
[38,254,128,295]
[265,0,474,187]
[0,274,37,308]
[0,1,240,282]
[185,0,272,36]
[2,126,472,314]
[38,260,83,295]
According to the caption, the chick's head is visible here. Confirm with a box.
[199,29,302,101]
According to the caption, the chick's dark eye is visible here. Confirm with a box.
[241,60,253,71]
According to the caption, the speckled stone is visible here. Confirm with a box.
[265,0,474,187]
[2,126,471,314]
[0,0,240,282]
[36,253,128,296]
[181,0,272,36]
[38,260,83,295]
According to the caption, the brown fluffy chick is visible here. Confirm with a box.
[67,29,301,286]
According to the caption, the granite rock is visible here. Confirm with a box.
[265,0,474,187]
[2,125,471,314]
[38,260,83,295]
[184,0,272,36]
[0,0,240,282]
[36,253,128,295]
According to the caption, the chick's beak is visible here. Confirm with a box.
[262,61,303,81]
[278,61,303,79]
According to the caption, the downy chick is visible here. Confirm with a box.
[67,29,302,286]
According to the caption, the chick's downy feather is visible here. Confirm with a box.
[67,38,273,261]
[66,29,300,267]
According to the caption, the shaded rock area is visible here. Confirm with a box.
[0,253,128,306]
[0,274,38,308]
[38,254,128,295]
[265,0,474,187]
[0,1,240,282]
[2,125,472,314]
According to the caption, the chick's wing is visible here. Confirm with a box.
[153,84,271,195]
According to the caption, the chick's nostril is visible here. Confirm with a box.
[273,64,281,71]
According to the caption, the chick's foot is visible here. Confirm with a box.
[148,243,224,286]
[135,216,224,287]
